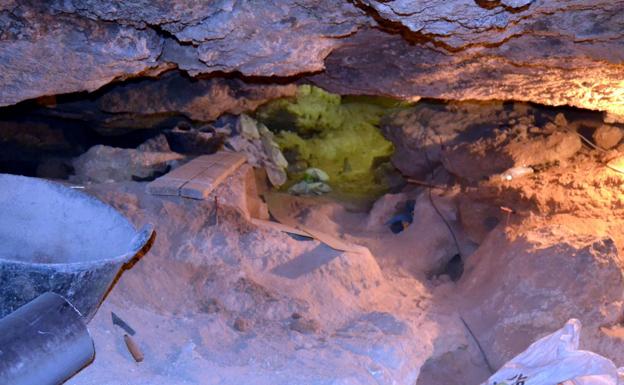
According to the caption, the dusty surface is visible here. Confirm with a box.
[1,1,623,117]
[241,105,624,382]
[24,100,624,384]
[66,148,624,384]
[449,148,624,371]
[385,102,624,373]
[66,166,486,385]
[243,152,624,383]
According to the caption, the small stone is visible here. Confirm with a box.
[291,312,302,319]
[198,298,223,314]
[290,318,320,334]
[233,317,252,332]
[593,124,623,150]
[554,112,568,127]
[513,123,528,133]
[543,122,558,134]
[136,134,171,152]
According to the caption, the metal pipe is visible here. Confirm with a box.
[0,292,95,385]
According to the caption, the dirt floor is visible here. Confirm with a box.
[62,143,624,384]
[64,166,488,385]
[60,103,624,385]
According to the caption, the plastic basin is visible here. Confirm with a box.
[0,174,153,320]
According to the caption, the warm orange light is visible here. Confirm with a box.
[606,156,624,174]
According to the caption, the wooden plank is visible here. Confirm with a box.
[148,151,247,199]
[221,151,247,163]
[146,177,186,196]
[179,178,216,200]
[192,155,217,165]
[179,166,230,199]
[163,161,206,180]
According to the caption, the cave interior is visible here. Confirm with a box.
[1,1,624,384]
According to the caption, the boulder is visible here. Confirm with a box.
[383,101,580,183]
[441,143,515,182]
[505,131,582,166]
[72,145,184,183]
[442,130,581,182]
[460,222,624,369]
[593,124,624,149]
[381,101,513,178]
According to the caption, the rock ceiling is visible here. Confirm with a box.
[1,1,622,118]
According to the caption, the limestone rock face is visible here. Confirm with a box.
[0,0,367,106]
[382,101,587,182]
[23,71,297,135]
[311,26,624,117]
[460,224,624,369]
[48,0,367,76]
[0,4,164,106]
[358,1,618,49]
[96,72,298,123]
[381,101,512,178]
[1,1,623,118]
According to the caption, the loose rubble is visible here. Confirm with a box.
[227,114,289,187]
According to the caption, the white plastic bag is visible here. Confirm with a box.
[482,319,624,385]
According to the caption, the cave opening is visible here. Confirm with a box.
[0,67,624,384]
[2,68,623,384]
[2,1,624,384]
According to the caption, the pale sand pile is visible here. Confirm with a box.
[67,166,485,385]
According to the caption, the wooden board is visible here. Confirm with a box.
[147,152,247,200]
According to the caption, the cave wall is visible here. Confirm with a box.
[1,1,623,119]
